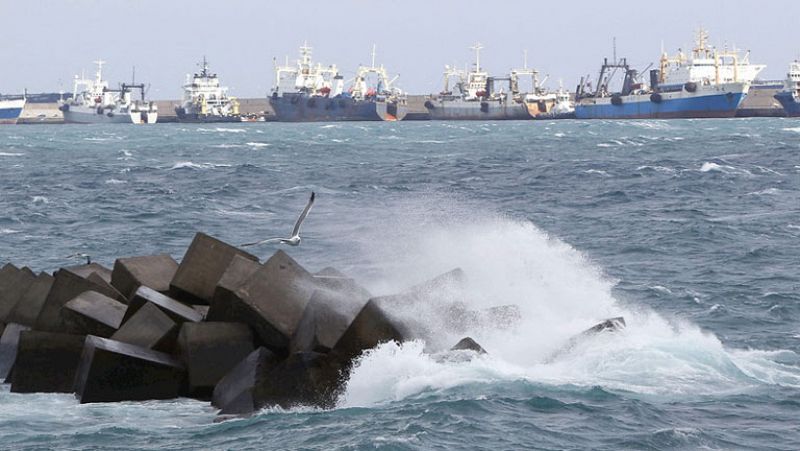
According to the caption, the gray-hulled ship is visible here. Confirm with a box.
[175,58,241,123]
[269,43,407,122]
[423,44,532,121]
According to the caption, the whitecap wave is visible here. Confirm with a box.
[0,152,24,157]
[338,210,800,406]
[169,161,233,170]
[196,127,246,133]
[245,142,270,148]
[31,196,49,204]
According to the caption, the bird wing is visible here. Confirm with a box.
[290,191,315,237]
[240,237,284,247]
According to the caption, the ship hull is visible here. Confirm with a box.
[0,99,26,124]
[774,91,800,117]
[425,98,532,120]
[61,105,157,124]
[175,108,241,123]
[269,93,407,122]
[575,83,748,119]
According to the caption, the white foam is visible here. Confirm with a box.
[338,210,800,406]
[169,161,232,170]
[105,178,127,185]
[0,152,24,157]
[584,169,609,176]
[196,127,246,133]
[700,162,752,175]
[245,142,270,148]
[0,228,20,235]
[31,196,48,204]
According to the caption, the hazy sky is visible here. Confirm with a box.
[2,0,799,98]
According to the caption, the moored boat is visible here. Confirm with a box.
[0,97,26,124]
[575,30,764,119]
[175,58,241,123]
[774,60,800,117]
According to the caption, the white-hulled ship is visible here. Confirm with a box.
[774,60,800,117]
[0,97,26,124]
[575,30,765,119]
[59,60,158,124]
[175,58,240,123]
[269,43,406,121]
[424,43,532,120]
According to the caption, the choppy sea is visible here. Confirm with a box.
[0,119,798,450]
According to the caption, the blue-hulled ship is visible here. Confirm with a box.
[269,43,407,122]
[0,97,25,124]
[774,61,800,116]
[575,30,764,119]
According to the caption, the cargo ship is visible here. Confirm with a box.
[774,60,800,116]
[575,30,764,119]
[59,60,158,124]
[269,43,406,122]
[175,57,240,122]
[0,97,25,124]
[424,43,532,120]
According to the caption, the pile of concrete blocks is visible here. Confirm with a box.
[0,232,491,416]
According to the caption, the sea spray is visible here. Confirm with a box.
[339,202,800,405]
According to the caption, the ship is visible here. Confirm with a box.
[269,43,407,122]
[424,44,532,120]
[0,97,25,124]
[773,60,800,116]
[528,82,575,120]
[175,58,240,122]
[575,30,765,119]
[59,60,158,124]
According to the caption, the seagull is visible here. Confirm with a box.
[241,191,315,247]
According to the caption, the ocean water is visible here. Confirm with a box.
[0,119,798,450]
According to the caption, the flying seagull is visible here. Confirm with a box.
[241,191,315,247]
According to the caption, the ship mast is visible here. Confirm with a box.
[470,42,483,72]
[93,59,106,84]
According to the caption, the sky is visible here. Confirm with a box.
[2,0,799,98]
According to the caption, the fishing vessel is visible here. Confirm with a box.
[175,58,240,122]
[774,60,800,116]
[269,43,406,122]
[529,82,575,120]
[575,30,764,119]
[59,60,158,124]
[424,44,532,120]
[0,97,25,124]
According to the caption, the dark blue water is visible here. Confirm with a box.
[1,120,798,450]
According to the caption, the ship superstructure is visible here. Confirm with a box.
[59,60,158,124]
[575,30,763,119]
[175,58,240,122]
[424,43,532,120]
[774,60,800,116]
[269,43,405,121]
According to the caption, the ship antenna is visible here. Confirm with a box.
[93,59,105,82]
[131,65,136,85]
[523,49,528,70]
[371,44,377,69]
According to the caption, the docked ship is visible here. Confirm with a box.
[59,60,158,124]
[528,82,575,120]
[175,58,240,122]
[575,30,765,119]
[269,43,406,122]
[424,44,532,120]
[774,60,800,116]
[0,97,26,124]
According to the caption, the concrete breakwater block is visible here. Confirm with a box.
[111,254,178,299]
[212,347,279,414]
[252,352,342,409]
[290,286,366,354]
[122,286,203,325]
[5,272,54,327]
[73,336,185,403]
[207,255,261,322]
[0,266,36,322]
[0,323,31,379]
[216,250,316,352]
[111,302,177,351]
[10,331,86,393]
[63,263,113,284]
[332,299,407,362]
[177,322,254,394]
[171,233,259,305]
[62,291,126,337]
[450,337,487,354]
[35,268,126,333]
